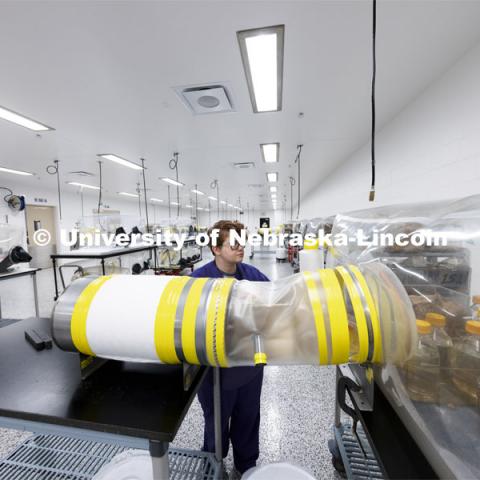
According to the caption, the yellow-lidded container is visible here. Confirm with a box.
[417,319,432,335]
[425,312,446,327]
[465,320,480,336]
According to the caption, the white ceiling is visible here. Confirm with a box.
[1,0,480,210]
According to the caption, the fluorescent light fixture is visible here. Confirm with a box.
[270,186,277,192]
[0,166,33,176]
[150,197,164,202]
[208,196,217,201]
[171,201,180,206]
[67,181,99,190]
[98,154,143,170]
[197,207,204,211]
[237,25,284,113]
[261,143,279,163]
[227,203,234,207]
[220,200,227,205]
[161,177,185,187]
[267,172,278,183]
[0,105,54,131]
[185,204,193,208]
[271,194,277,199]
[204,208,210,211]
[119,192,139,198]
[191,189,205,195]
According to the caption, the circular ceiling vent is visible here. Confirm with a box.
[197,95,220,109]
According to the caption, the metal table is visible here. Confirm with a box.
[51,245,158,300]
[0,316,209,479]
[0,267,40,318]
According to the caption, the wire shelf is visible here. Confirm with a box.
[0,434,219,480]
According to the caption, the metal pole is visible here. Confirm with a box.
[213,367,222,463]
[168,185,171,220]
[141,158,150,232]
[195,184,198,229]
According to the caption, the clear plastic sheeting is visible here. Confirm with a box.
[330,194,480,480]
[52,263,416,368]
[226,262,415,367]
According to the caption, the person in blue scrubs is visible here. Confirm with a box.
[191,220,269,478]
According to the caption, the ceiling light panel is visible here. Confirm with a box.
[161,177,185,187]
[208,196,217,201]
[0,106,54,131]
[191,189,205,195]
[261,143,279,163]
[267,172,278,183]
[150,198,164,202]
[98,154,143,170]
[237,25,284,113]
[119,192,139,198]
[68,182,99,190]
[0,166,33,176]
[270,186,277,192]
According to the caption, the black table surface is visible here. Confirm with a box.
[0,317,206,442]
[51,245,156,260]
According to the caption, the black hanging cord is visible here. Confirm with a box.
[140,158,150,232]
[294,145,303,219]
[289,176,295,220]
[210,179,220,219]
[46,159,62,219]
[97,161,103,214]
[169,152,180,217]
[167,185,171,220]
[369,0,377,202]
[0,187,13,203]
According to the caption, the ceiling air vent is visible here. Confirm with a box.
[173,83,235,115]
[233,162,255,169]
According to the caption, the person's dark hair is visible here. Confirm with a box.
[208,220,245,255]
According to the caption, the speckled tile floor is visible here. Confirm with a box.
[0,252,340,479]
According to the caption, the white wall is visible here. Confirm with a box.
[300,39,480,218]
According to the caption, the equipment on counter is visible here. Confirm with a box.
[329,194,480,479]
[52,262,416,368]
[0,224,31,273]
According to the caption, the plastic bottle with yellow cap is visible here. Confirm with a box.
[405,320,440,403]
[450,320,480,406]
[425,312,452,380]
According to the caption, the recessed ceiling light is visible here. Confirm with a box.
[0,166,33,176]
[185,204,193,208]
[150,198,164,202]
[261,143,279,163]
[119,192,139,198]
[197,207,204,211]
[270,186,277,192]
[0,105,54,131]
[220,200,227,205]
[208,196,217,201]
[161,177,185,187]
[267,172,278,183]
[237,25,284,113]
[67,181,99,190]
[191,189,205,195]
[271,194,277,199]
[171,201,180,206]
[98,154,143,170]
[227,203,234,207]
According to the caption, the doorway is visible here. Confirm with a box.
[25,205,57,269]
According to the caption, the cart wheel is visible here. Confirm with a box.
[328,438,346,477]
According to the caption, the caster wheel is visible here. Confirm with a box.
[328,438,346,478]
